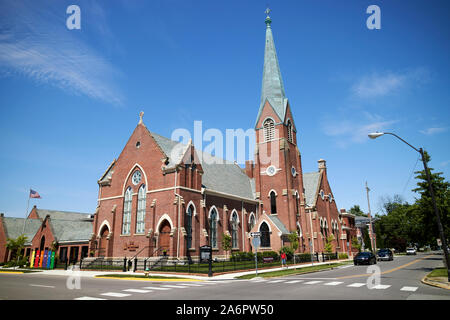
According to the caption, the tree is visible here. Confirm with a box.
[351,236,362,253]
[349,205,367,217]
[412,152,450,246]
[324,235,334,253]
[222,233,232,260]
[6,235,28,262]
[288,232,299,264]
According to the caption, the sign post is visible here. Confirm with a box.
[251,232,261,277]
[200,245,213,277]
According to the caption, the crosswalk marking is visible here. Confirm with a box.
[347,283,366,288]
[123,289,152,293]
[179,283,204,287]
[371,284,391,290]
[74,296,107,300]
[142,286,171,290]
[161,285,189,289]
[324,281,344,286]
[267,280,285,283]
[285,280,303,284]
[400,286,418,292]
[304,281,322,285]
[101,292,131,298]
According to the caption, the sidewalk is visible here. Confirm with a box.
[2,259,351,281]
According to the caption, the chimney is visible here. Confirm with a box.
[318,159,326,173]
[340,208,346,213]
[245,160,254,178]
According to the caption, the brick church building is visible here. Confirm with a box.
[88,12,351,262]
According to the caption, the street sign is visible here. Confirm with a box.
[252,236,261,249]
[251,232,261,237]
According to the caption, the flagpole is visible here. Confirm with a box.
[22,188,31,235]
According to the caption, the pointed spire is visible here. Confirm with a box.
[256,8,287,126]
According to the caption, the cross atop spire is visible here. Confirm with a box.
[265,8,272,25]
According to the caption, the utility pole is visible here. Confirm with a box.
[365,182,376,253]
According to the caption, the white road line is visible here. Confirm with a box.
[101,292,132,298]
[161,285,189,289]
[304,281,323,285]
[74,296,107,300]
[141,286,171,291]
[347,283,366,288]
[123,289,152,293]
[285,280,303,284]
[324,281,344,286]
[400,286,418,292]
[29,284,55,288]
[267,280,285,283]
[371,284,391,290]
[179,283,204,287]
[339,265,354,269]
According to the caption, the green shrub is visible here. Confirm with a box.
[279,246,294,259]
[338,253,348,259]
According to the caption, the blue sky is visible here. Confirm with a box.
[0,0,449,218]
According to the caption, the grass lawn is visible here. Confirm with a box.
[427,267,448,278]
[236,262,345,280]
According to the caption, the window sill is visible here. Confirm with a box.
[120,234,131,237]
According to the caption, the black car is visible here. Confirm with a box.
[354,252,377,265]
[377,248,394,261]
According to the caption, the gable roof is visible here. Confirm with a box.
[303,171,322,207]
[267,215,290,235]
[149,131,256,200]
[2,217,41,245]
[49,219,93,243]
[34,209,93,221]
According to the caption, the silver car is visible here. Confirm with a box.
[406,247,417,255]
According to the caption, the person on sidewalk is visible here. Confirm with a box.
[281,252,288,269]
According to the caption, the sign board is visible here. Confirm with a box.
[200,245,212,262]
[252,236,261,249]
[437,239,442,246]
[250,232,261,237]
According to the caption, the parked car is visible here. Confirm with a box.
[354,252,377,265]
[377,248,393,261]
[406,247,417,255]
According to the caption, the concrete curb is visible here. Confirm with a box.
[421,275,450,290]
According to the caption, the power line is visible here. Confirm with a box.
[401,155,421,199]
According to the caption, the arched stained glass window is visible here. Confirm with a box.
[231,212,238,248]
[186,205,193,249]
[260,222,270,248]
[136,184,146,233]
[122,187,132,235]
[210,208,218,248]
[248,213,255,232]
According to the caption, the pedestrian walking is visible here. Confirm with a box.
[281,252,287,269]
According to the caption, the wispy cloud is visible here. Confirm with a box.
[419,127,448,135]
[0,1,124,105]
[323,113,398,148]
[351,68,430,99]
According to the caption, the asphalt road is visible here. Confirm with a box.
[0,252,449,301]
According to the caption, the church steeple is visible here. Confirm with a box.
[256,8,287,127]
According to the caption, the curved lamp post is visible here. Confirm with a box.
[368,131,450,282]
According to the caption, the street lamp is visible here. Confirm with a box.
[369,131,450,281]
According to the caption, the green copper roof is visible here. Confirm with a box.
[256,13,287,127]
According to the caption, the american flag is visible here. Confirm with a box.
[29,189,41,199]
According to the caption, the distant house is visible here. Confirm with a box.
[0,206,93,264]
